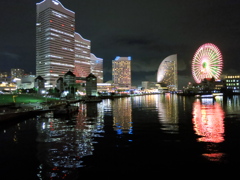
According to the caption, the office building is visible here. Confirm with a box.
[11,68,24,79]
[0,72,8,78]
[225,75,240,94]
[141,81,158,90]
[112,56,131,88]
[16,75,36,89]
[74,32,91,83]
[90,53,103,83]
[36,0,75,88]
[157,54,178,91]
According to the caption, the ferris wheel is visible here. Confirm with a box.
[192,43,223,83]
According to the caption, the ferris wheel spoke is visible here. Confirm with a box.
[192,43,223,83]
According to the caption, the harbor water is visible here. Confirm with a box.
[1,94,240,178]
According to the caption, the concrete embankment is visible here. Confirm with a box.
[0,110,46,123]
[0,101,69,124]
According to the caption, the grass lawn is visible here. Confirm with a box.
[0,94,57,105]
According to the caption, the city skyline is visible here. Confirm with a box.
[0,0,240,88]
[36,0,103,88]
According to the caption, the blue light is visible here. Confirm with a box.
[117,129,122,134]
[114,56,131,60]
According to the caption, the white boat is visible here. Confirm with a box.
[195,94,214,98]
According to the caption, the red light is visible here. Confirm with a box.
[192,100,224,143]
[61,24,65,26]
[49,20,53,22]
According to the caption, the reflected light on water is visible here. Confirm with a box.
[192,98,225,162]
[36,102,105,179]
[157,94,179,133]
[192,99,225,143]
[112,98,132,134]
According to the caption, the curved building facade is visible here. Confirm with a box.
[90,53,103,83]
[157,54,178,91]
[74,32,91,83]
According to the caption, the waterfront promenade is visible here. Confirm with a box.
[0,94,67,123]
[0,91,222,123]
[0,93,159,123]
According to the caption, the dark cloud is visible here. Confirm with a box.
[0,52,20,71]
[0,0,239,88]
[115,37,153,48]
[0,52,20,60]
[178,58,187,71]
[131,58,161,72]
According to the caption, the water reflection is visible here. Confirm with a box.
[225,95,240,115]
[192,98,225,143]
[156,93,179,133]
[112,98,132,134]
[192,98,225,161]
[2,95,240,176]
[36,102,104,179]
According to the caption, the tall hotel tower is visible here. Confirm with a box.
[157,54,178,91]
[112,56,131,88]
[36,0,75,88]
[90,53,103,83]
[74,32,91,83]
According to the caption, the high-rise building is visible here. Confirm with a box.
[0,72,8,78]
[90,53,103,83]
[157,54,178,91]
[36,0,75,88]
[74,32,91,83]
[225,75,240,94]
[112,56,131,88]
[141,81,158,90]
[11,68,24,79]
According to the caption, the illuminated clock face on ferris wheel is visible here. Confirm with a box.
[192,43,223,83]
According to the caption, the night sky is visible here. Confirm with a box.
[0,0,240,88]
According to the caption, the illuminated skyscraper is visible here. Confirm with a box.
[74,32,91,83]
[157,54,178,91]
[90,53,103,83]
[112,56,131,88]
[11,68,24,79]
[36,0,75,88]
